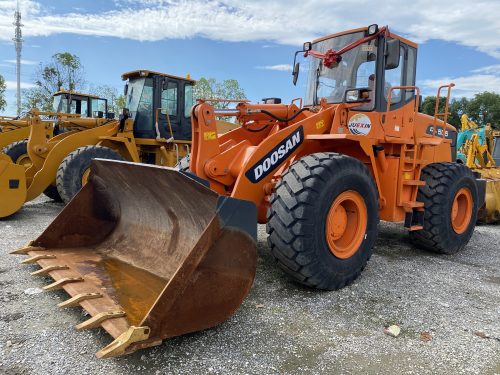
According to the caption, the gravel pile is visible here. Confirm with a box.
[0,196,499,374]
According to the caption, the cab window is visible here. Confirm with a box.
[184,84,193,117]
[135,78,154,132]
[70,98,89,117]
[384,46,404,104]
[354,60,376,111]
[405,46,417,100]
[161,82,178,116]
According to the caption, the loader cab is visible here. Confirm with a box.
[121,70,194,141]
[52,91,109,118]
[302,25,417,112]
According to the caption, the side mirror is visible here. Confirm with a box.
[345,88,370,103]
[418,94,423,112]
[385,39,400,69]
[123,83,128,96]
[303,42,312,51]
[292,62,300,86]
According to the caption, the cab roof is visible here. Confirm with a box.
[312,26,417,49]
[53,90,101,99]
[121,70,196,83]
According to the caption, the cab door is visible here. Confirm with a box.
[380,41,418,139]
[157,78,180,140]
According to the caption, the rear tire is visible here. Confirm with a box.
[266,153,379,290]
[409,162,478,254]
[56,145,124,204]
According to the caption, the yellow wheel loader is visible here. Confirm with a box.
[457,114,500,223]
[0,70,236,217]
[1,90,112,160]
[13,25,485,359]
[0,91,113,214]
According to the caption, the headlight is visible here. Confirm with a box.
[367,24,378,35]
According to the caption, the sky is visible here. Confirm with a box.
[1,0,500,115]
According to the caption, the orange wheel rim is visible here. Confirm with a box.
[81,168,91,186]
[451,187,473,234]
[326,191,367,259]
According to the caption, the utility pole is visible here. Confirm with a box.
[13,0,23,116]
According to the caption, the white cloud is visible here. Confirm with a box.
[419,72,500,98]
[5,80,36,90]
[471,64,500,74]
[1,0,500,58]
[4,59,38,65]
[257,64,293,72]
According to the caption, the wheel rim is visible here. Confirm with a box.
[326,191,367,259]
[16,153,31,169]
[81,168,91,185]
[451,187,473,234]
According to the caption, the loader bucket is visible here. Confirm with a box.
[13,159,257,358]
[0,156,26,218]
[476,168,500,223]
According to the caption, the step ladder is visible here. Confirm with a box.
[399,144,425,230]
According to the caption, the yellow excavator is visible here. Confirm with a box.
[0,70,236,217]
[457,114,500,223]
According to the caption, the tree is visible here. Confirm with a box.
[89,84,125,117]
[421,92,500,130]
[193,77,246,110]
[21,52,85,112]
[0,74,6,112]
[422,96,464,129]
[466,92,500,129]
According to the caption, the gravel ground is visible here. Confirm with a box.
[0,196,499,375]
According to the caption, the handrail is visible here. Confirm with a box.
[432,83,455,138]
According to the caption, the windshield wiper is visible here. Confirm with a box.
[314,67,320,106]
[306,26,387,68]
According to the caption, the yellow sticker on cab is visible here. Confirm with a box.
[204,131,217,140]
[316,120,325,129]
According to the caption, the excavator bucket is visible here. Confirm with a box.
[13,159,257,358]
[0,155,26,218]
[476,168,500,223]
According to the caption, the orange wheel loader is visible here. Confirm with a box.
[14,25,485,358]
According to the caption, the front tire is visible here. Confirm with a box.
[266,153,379,290]
[409,162,478,254]
[4,140,61,201]
[4,140,30,167]
[56,145,124,204]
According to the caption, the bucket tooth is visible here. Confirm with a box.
[31,265,69,276]
[76,311,126,331]
[21,254,56,264]
[96,326,152,359]
[43,277,84,291]
[11,244,45,255]
[58,293,103,308]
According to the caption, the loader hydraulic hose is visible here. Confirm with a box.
[256,107,308,123]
